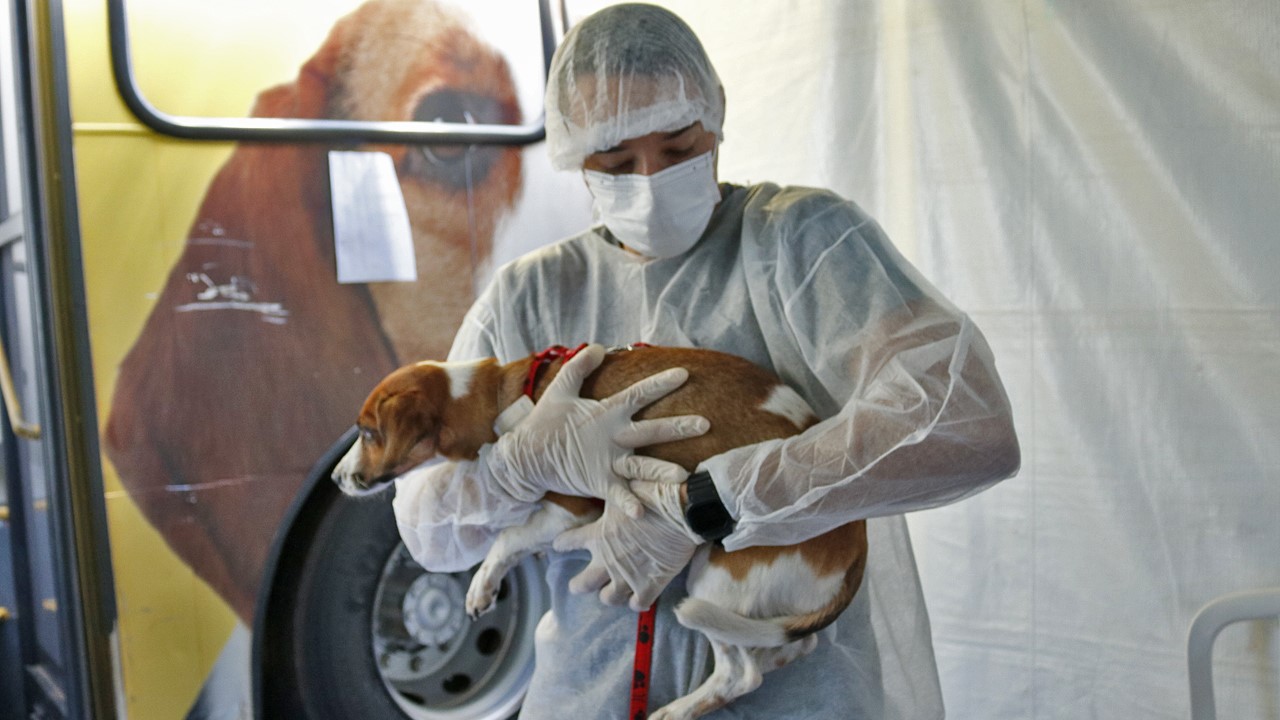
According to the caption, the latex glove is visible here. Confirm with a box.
[552,479,701,611]
[485,343,709,518]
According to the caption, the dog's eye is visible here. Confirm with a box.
[406,89,514,189]
[360,427,379,444]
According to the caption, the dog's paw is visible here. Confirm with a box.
[647,707,690,720]
[465,574,499,619]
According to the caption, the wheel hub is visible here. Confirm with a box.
[402,573,467,647]
[370,544,545,719]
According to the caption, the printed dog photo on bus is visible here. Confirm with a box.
[93,0,590,716]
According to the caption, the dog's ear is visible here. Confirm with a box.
[249,5,356,120]
[376,390,440,472]
[434,419,493,462]
[437,426,458,455]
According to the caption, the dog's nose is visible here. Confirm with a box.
[333,470,363,487]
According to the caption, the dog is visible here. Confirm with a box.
[104,0,522,622]
[334,345,869,720]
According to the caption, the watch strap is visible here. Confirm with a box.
[684,471,735,542]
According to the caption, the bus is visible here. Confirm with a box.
[1,0,594,717]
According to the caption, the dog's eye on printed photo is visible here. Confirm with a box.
[407,89,508,189]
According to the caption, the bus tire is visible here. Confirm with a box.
[259,481,545,720]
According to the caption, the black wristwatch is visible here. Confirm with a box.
[683,471,736,542]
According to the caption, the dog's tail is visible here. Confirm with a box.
[674,598,802,648]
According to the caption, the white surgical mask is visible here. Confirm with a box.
[583,149,720,259]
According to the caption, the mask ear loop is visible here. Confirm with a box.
[581,166,605,231]
[579,170,624,249]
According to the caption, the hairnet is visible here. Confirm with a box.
[544,4,725,171]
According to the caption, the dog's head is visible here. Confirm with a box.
[332,358,500,496]
[333,362,453,496]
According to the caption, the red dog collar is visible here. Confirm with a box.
[523,343,589,399]
[522,343,653,399]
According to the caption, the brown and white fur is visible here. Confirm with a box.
[333,346,868,720]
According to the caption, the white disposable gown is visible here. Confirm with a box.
[393,182,1020,719]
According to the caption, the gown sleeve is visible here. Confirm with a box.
[701,190,1021,551]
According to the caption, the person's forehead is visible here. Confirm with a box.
[596,123,703,154]
[567,73,669,122]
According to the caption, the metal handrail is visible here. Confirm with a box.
[1187,587,1280,719]
[105,0,560,145]
[0,333,40,439]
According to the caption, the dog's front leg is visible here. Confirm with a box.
[466,502,595,618]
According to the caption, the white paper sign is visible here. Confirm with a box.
[329,151,417,284]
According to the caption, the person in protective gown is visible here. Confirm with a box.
[392,4,1021,718]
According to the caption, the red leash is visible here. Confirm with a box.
[521,343,660,719]
[629,602,659,719]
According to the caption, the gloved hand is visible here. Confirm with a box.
[484,343,709,518]
[552,479,701,611]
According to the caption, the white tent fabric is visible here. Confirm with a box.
[564,2,1280,717]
